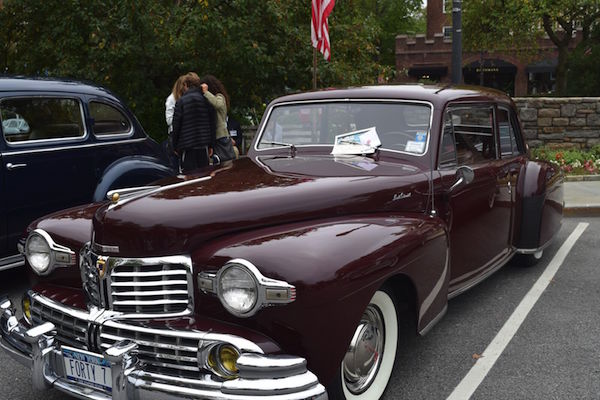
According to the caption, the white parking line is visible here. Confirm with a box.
[446,222,589,400]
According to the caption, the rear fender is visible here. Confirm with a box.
[93,155,174,202]
[513,160,563,251]
[194,214,449,384]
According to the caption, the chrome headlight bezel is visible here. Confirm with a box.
[23,229,76,276]
[199,258,296,318]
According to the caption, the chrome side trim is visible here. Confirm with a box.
[513,237,553,255]
[0,254,25,271]
[448,249,514,299]
[419,246,450,321]
[2,137,147,156]
[418,304,447,336]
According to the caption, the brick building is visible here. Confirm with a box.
[395,0,581,96]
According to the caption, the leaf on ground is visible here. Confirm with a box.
[472,353,484,360]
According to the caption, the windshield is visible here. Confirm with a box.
[257,101,432,156]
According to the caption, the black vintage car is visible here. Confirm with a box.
[0,77,174,271]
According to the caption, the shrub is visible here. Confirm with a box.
[530,146,599,175]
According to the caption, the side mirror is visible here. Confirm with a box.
[449,166,475,192]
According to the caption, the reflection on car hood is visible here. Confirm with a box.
[92,156,430,257]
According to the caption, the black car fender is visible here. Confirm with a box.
[93,155,175,202]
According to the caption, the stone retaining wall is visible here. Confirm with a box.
[514,97,600,149]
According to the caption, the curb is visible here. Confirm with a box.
[565,174,600,182]
[564,206,600,217]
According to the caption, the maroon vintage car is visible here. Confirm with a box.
[0,85,562,400]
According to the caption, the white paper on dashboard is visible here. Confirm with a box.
[331,127,381,155]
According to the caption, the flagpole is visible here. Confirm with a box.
[313,48,317,90]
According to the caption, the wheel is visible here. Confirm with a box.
[329,288,399,399]
[514,249,544,267]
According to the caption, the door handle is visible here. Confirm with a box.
[6,163,27,170]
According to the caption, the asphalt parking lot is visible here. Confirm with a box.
[0,217,597,400]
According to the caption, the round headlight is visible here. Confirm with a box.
[218,265,258,315]
[26,234,51,274]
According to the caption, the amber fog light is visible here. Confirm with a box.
[206,343,240,378]
[21,295,32,325]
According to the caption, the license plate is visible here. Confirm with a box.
[62,347,112,392]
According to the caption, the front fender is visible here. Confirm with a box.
[194,213,448,385]
[93,155,175,202]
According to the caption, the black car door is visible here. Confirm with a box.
[0,94,96,259]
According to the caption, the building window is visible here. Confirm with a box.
[442,0,452,14]
[443,26,453,39]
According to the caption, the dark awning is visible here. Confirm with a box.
[408,65,448,78]
[464,59,517,74]
[526,59,557,73]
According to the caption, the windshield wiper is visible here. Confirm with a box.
[261,141,297,157]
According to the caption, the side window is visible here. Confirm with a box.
[450,106,496,165]
[89,101,131,136]
[440,111,458,167]
[498,107,525,157]
[1,97,84,143]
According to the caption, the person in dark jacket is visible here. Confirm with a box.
[172,74,215,173]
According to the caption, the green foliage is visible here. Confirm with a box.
[567,27,600,96]
[0,0,422,139]
[463,0,540,54]
[530,146,600,174]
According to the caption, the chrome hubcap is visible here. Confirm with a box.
[342,305,384,394]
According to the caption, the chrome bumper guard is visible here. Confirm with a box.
[0,298,327,400]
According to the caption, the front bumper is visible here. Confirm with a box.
[0,297,327,400]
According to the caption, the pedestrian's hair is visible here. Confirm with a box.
[172,72,199,100]
[201,75,230,111]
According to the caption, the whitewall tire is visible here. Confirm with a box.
[337,289,399,400]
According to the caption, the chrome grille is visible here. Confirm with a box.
[99,321,201,378]
[30,296,89,350]
[107,260,192,314]
[79,244,106,309]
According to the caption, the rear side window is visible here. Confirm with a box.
[1,97,85,143]
[498,107,524,157]
[89,101,131,136]
[440,106,496,167]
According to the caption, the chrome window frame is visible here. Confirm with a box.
[253,99,434,158]
[0,95,88,147]
[88,100,134,139]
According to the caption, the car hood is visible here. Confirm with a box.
[92,156,430,257]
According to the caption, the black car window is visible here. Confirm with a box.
[447,106,496,165]
[1,97,84,143]
[89,101,131,136]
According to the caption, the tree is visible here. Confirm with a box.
[463,0,600,95]
[0,0,423,137]
[538,0,600,94]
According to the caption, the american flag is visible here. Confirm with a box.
[311,0,335,61]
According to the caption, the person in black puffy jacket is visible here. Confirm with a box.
[172,74,216,173]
